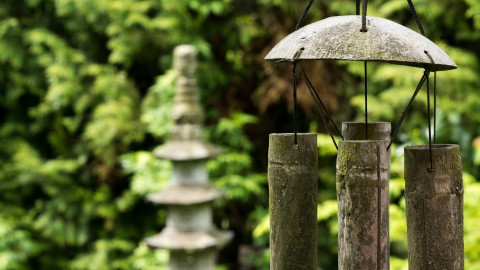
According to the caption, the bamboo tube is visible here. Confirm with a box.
[337,140,390,270]
[404,144,464,270]
[337,122,390,270]
[268,133,318,270]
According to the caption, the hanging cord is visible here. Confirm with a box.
[298,65,343,139]
[290,48,304,145]
[299,65,343,138]
[426,74,434,172]
[356,0,361,15]
[424,51,436,172]
[296,0,316,30]
[433,71,437,144]
[388,68,430,150]
[360,0,368,32]
[406,0,425,36]
[360,0,368,138]
[298,64,343,150]
[292,62,299,145]
[291,0,314,144]
[364,61,368,140]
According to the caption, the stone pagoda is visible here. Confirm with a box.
[145,45,232,270]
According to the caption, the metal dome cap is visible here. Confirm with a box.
[265,15,457,71]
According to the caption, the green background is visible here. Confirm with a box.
[1,0,480,269]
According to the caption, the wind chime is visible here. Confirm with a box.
[266,0,463,269]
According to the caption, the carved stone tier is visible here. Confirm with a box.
[146,227,233,251]
[147,184,221,205]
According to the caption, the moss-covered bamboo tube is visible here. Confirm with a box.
[337,140,390,270]
[404,144,464,270]
[336,122,391,270]
[268,133,317,270]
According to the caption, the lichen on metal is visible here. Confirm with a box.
[265,15,457,71]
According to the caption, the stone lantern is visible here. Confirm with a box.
[146,45,232,270]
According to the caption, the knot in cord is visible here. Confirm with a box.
[360,0,368,32]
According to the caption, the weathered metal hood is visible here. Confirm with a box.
[265,15,457,71]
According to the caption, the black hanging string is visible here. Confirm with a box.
[356,0,361,15]
[426,74,434,172]
[388,69,430,150]
[364,61,368,140]
[299,64,342,149]
[433,72,437,144]
[299,66,343,138]
[290,48,304,145]
[359,0,368,139]
[406,0,425,36]
[296,0,316,30]
[292,62,299,145]
[424,51,435,171]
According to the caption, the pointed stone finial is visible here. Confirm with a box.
[174,45,198,78]
[154,45,220,161]
[146,45,233,270]
[171,45,203,141]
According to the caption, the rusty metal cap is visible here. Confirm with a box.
[265,15,457,71]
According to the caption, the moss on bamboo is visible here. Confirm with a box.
[404,144,464,270]
[268,133,318,270]
[336,140,390,270]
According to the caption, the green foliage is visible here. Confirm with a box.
[0,0,175,268]
[463,173,480,269]
[120,151,172,197]
[1,0,480,269]
[141,70,177,139]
